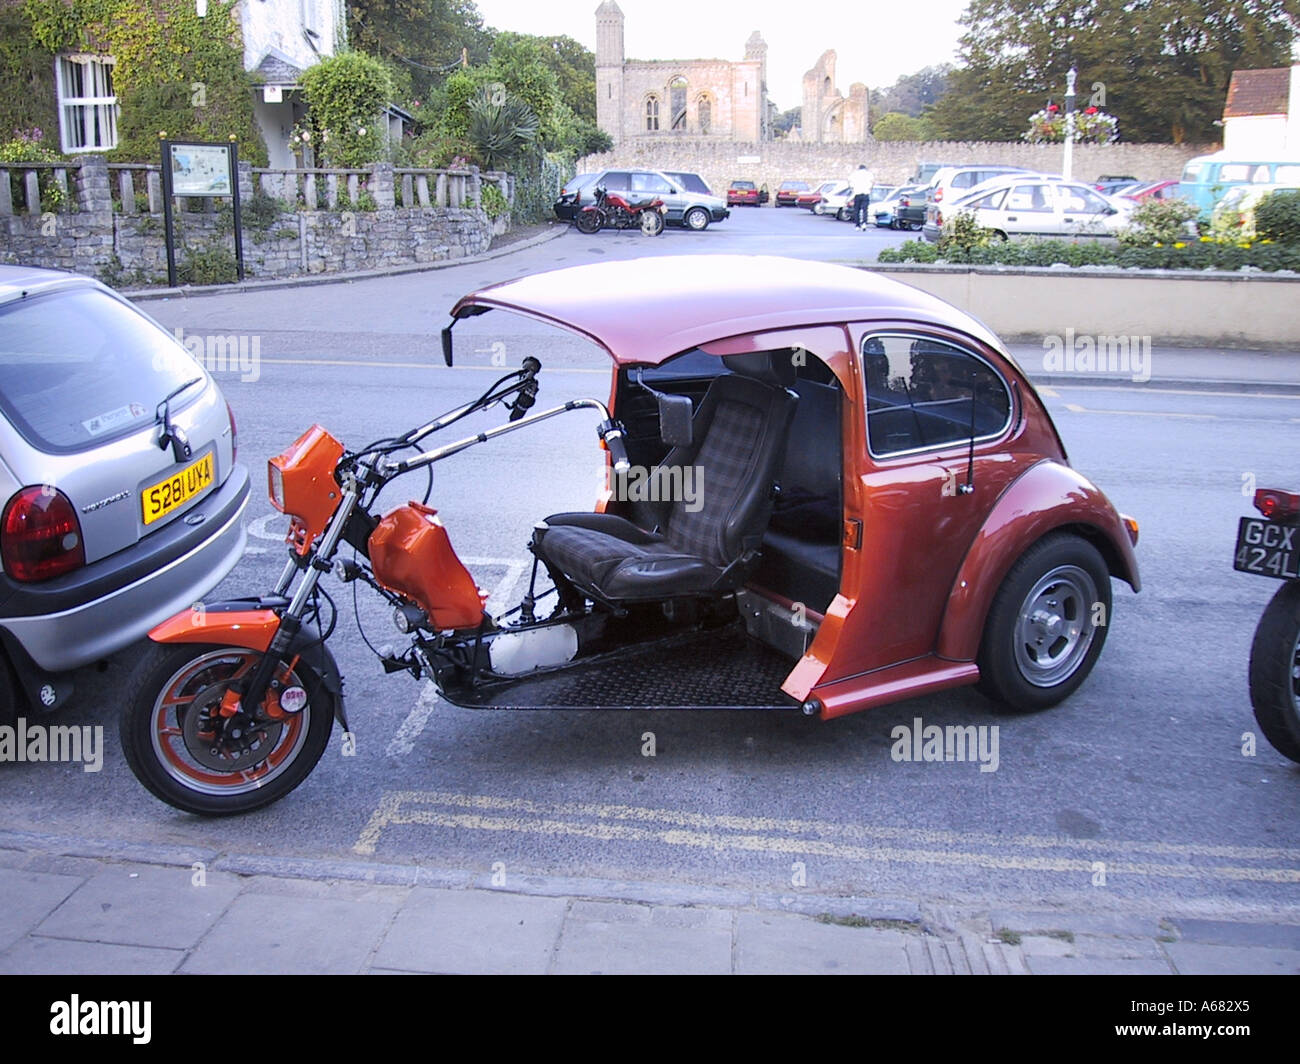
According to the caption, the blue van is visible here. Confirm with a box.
[1180,152,1300,217]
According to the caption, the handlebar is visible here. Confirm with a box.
[599,419,631,473]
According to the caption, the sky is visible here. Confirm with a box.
[471,0,972,110]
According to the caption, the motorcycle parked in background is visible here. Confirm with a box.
[1236,486,1300,762]
[574,186,666,236]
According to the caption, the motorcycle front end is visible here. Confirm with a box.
[1236,487,1300,762]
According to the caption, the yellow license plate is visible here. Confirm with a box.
[142,452,214,526]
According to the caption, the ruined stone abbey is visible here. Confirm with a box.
[593,0,868,145]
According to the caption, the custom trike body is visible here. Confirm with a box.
[121,256,1140,814]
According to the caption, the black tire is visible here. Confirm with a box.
[976,533,1112,713]
[684,206,710,231]
[574,210,602,235]
[0,651,21,729]
[837,207,852,222]
[908,221,922,231]
[120,643,335,816]
[1248,581,1300,763]
[990,230,1009,243]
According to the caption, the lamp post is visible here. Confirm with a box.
[1063,67,1077,180]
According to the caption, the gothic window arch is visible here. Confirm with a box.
[669,76,687,131]
[696,93,712,135]
[645,94,660,132]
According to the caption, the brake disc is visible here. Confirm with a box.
[181,687,284,772]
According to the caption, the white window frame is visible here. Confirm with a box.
[56,53,118,153]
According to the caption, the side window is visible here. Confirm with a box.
[1219,164,1250,182]
[603,171,630,191]
[1060,186,1110,213]
[1275,165,1300,183]
[631,172,672,194]
[1008,184,1053,212]
[863,335,1012,458]
[1251,164,1272,183]
[967,189,1007,210]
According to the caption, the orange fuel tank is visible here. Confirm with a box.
[368,502,486,631]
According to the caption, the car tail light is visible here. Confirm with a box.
[1254,489,1300,521]
[900,196,909,207]
[226,400,238,462]
[934,187,944,202]
[2,486,86,582]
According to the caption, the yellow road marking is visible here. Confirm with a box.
[1061,402,1215,420]
[352,790,1300,883]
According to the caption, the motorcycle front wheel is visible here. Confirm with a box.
[120,643,335,815]
[574,210,602,235]
[1248,581,1300,763]
[640,210,665,236]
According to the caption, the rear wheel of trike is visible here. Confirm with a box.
[976,533,1112,713]
[120,643,334,816]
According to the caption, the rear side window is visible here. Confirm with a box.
[1274,165,1300,182]
[602,171,630,190]
[968,189,1007,210]
[0,287,205,454]
[863,334,1011,458]
[668,172,710,194]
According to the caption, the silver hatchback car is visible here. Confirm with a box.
[0,265,249,720]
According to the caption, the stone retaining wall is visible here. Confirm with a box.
[578,138,1216,194]
[0,156,507,284]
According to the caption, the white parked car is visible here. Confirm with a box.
[813,183,854,220]
[923,177,1129,242]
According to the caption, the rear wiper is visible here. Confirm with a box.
[156,377,201,463]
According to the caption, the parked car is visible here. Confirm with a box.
[775,180,811,207]
[587,168,729,230]
[814,184,854,220]
[1179,151,1300,218]
[728,180,761,206]
[870,185,915,228]
[663,170,712,196]
[0,265,250,723]
[1123,180,1183,203]
[927,165,1036,208]
[553,172,598,221]
[1093,175,1139,195]
[1211,183,1300,240]
[924,177,1129,242]
[797,181,840,210]
[908,161,949,186]
[894,189,928,230]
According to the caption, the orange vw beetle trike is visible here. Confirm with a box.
[121,256,1139,815]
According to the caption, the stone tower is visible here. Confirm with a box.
[595,1,625,144]
[745,31,770,139]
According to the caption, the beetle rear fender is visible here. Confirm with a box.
[936,460,1140,663]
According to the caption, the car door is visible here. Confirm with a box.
[1002,182,1060,235]
[1057,183,1118,235]
[805,329,1027,679]
[633,171,681,220]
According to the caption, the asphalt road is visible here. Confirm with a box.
[3,209,1299,917]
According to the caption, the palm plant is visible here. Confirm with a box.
[467,87,540,171]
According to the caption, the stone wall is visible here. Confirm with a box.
[577,138,1218,194]
[0,156,507,285]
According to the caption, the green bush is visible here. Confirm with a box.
[1117,197,1199,246]
[876,235,1300,271]
[936,209,993,261]
[480,181,508,219]
[299,51,394,168]
[1255,190,1300,245]
[177,243,238,285]
[0,130,70,212]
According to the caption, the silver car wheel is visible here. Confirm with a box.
[1012,565,1098,688]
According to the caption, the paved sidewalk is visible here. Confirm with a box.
[1,835,1297,974]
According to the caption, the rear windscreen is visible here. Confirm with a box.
[0,286,206,454]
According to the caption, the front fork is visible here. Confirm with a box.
[235,473,364,717]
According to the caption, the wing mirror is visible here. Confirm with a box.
[657,392,694,448]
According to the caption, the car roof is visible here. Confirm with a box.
[0,264,98,308]
[452,255,1006,366]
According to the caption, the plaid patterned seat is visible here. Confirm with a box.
[533,354,798,603]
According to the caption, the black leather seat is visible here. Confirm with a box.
[532,352,798,603]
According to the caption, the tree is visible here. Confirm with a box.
[772,107,801,138]
[870,65,951,119]
[925,0,1299,143]
[872,112,935,141]
[347,0,493,102]
[300,51,394,167]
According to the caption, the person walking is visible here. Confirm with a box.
[848,162,875,230]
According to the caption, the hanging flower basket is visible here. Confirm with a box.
[1022,106,1119,144]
